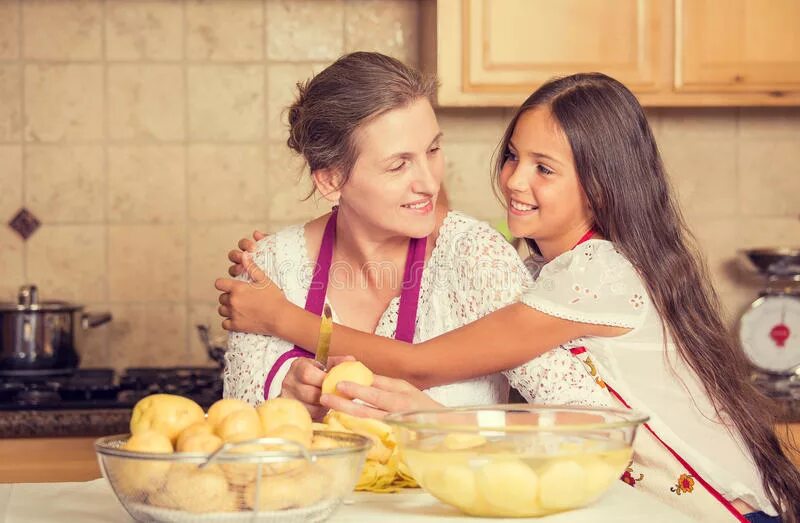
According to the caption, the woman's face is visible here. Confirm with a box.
[499,106,592,244]
[337,97,444,239]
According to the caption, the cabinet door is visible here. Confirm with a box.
[677,0,800,93]
[430,0,671,106]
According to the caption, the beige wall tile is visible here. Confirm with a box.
[0,145,22,222]
[438,108,507,144]
[660,108,737,139]
[444,141,504,221]
[0,228,24,300]
[22,0,102,60]
[739,138,800,216]
[25,145,104,222]
[736,217,800,249]
[24,64,103,142]
[739,107,800,139]
[0,65,21,141]
[188,222,264,302]
[108,146,185,223]
[187,0,263,61]
[188,145,268,222]
[718,289,755,328]
[265,142,321,222]
[26,225,106,302]
[266,0,343,61]
[684,215,741,296]
[660,136,737,216]
[76,303,111,368]
[108,303,188,369]
[0,1,19,60]
[106,0,183,61]
[188,65,264,141]
[108,64,185,141]
[266,62,323,140]
[187,302,227,366]
[108,224,186,302]
[344,0,418,66]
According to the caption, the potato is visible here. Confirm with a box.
[130,394,205,445]
[115,430,173,497]
[256,397,312,437]
[220,444,264,487]
[177,432,224,454]
[424,464,478,509]
[539,460,587,510]
[583,458,616,499]
[244,473,299,511]
[215,408,262,443]
[442,433,487,451]
[477,460,540,515]
[321,361,373,397]
[206,398,251,428]
[156,464,238,513]
[175,421,214,451]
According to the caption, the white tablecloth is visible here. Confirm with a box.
[0,479,697,522]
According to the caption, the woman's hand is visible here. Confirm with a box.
[215,253,283,335]
[280,356,355,420]
[320,375,442,419]
[227,230,267,277]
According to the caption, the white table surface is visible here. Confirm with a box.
[0,479,698,522]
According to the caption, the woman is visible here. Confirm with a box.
[217,73,799,522]
[222,52,605,419]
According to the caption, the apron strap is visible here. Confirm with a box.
[395,235,427,343]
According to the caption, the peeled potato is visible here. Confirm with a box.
[207,398,252,428]
[424,464,478,509]
[158,464,238,513]
[583,458,616,499]
[130,394,205,444]
[176,421,214,451]
[116,430,173,496]
[256,397,312,436]
[539,460,587,510]
[442,433,487,451]
[477,460,540,515]
[216,408,262,443]
[177,432,224,454]
[322,361,374,397]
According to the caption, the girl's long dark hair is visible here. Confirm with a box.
[494,73,800,521]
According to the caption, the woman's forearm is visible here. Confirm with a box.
[273,302,619,389]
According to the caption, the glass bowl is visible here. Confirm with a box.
[95,431,371,522]
[385,405,648,518]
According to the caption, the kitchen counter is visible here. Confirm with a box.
[0,409,130,438]
[0,478,695,522]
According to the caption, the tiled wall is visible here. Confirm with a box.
[0,0,798,370]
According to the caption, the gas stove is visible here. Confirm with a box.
[0,367,223,411]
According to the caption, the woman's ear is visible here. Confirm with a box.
[312,168,343,203]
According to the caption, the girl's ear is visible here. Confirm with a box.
[312,168,343,203]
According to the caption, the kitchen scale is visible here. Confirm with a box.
[738,248,800,400]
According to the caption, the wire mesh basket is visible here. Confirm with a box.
[95,431,371,523]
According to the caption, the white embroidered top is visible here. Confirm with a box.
[223,211,604,410]
[512,239,775,514]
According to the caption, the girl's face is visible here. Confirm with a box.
[499,106,593,246]
[335,97,444,239]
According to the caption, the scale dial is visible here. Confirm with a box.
[739,294,800,374]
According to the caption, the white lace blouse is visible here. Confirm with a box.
[223,211,604,410]
[512,239,775,514]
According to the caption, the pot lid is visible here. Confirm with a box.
[0,285,84,312]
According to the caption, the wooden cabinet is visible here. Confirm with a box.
[0,437,101,483]
[421,0,800,106]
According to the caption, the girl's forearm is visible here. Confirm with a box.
[273,302,617,389]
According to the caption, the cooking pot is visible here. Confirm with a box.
[0,285,112,376]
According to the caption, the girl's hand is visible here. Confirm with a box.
[280,356,355,420]
[320,375,443,419]
[215,253,283,335]
[227,230,267,277]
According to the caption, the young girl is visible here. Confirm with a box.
[221,52,606,419]
[217,73,800,522]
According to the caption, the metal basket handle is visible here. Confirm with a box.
[200,436,314,469]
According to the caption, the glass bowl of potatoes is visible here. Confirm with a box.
[96,430,371,522]
[385,405,648,518]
